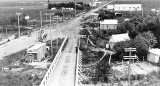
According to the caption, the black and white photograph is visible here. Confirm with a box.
[0,0,160,86]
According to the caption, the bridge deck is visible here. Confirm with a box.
[47,38,77,86]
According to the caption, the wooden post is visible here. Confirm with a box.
[109,53,112,65]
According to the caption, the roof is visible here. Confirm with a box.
[113,1,141,4]
[110,33,130,42]
[149,48,160,56]
[27,43,46,51]
[100,19,118,24]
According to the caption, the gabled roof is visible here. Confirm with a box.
[113,1,141,4]
[149,48,160,56]
[100,19,118,24]
[110,33,130,43]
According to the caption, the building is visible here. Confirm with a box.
[147,48,160,64]
[90,13,99,18]
[26,43,46,62]
[100,19,118,29]
[89,0,102,7]
[107,1,142,11]
[108,33,130,49]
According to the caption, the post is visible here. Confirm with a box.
[62,8,64,20]
[56,15,59,47]
[128,47,131,86]
[50,14,53,57]
[74,0,76,16]
[40,10,43,30]
[142,7,144,17]
[16,13,21,38]
[109,53,112,65]
[124,48,136,86]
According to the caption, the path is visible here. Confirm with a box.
[47,35,78,86]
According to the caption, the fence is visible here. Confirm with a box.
[39,36,68,86]
[75,40,83,86]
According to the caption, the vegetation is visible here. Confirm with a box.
[47,2,91,10]
[98,10,115,21]
[46,38,65,62]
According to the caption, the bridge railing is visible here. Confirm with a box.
[75,40,83,86]
[39,36,68,86]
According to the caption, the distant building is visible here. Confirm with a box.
[107,1,142,11]
[89,0,102,7]
[26,43,46,62]
[147,48,160,64]
[108,33,130,49]
[90,13,99,18]
[100,19,118,29]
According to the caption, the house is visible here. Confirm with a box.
[89,0,102,7]
[113,1,142,11]
[108,33,130,49]
[107,1,142,12]
[147,48,160,64]
[26,43,46,62]
[100,19,118,29]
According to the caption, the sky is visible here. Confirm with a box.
[0,0,76,1]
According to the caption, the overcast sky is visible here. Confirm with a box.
[0,0,75,1]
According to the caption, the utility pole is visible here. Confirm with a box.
[40,10,43,30]
[56,15,59,47]
[74,0,76,16]
[83,0,84,12]
[49,13,53,57]
[124,48,136,86]
[16,13,21,38]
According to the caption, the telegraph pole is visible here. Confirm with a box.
[124,48,136,86]
[74,0,76,16]
[40,10,43,30]
[56,15,59,47]
[16,13,21,38]
[49,13,53,57]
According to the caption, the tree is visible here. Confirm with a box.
[0,16,10,32]
[136,31,157,48]
[98,10,115,21]
[95,60,111,82]
[113,37,149,61]
[9,16,17,26]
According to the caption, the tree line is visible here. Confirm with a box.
[47,2,91,10]
[0,13,28,31]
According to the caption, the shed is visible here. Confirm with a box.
[147,48,160,63]
[27,43,46,62]
[108,33,130,49]
[100,19,118,30]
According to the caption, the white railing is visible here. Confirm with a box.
[75,46,83,86]
[39,36,68,86]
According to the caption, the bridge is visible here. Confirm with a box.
[38,1,114,86]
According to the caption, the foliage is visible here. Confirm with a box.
[98,10,115,21]
[0,16,10,31]
[47,2,90,10]
[0,73,32,86]
[95,59,111,82]
[113,37,149,61]
[136,31,157,47]
[79,29,90,36]
[9,13,28,26]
